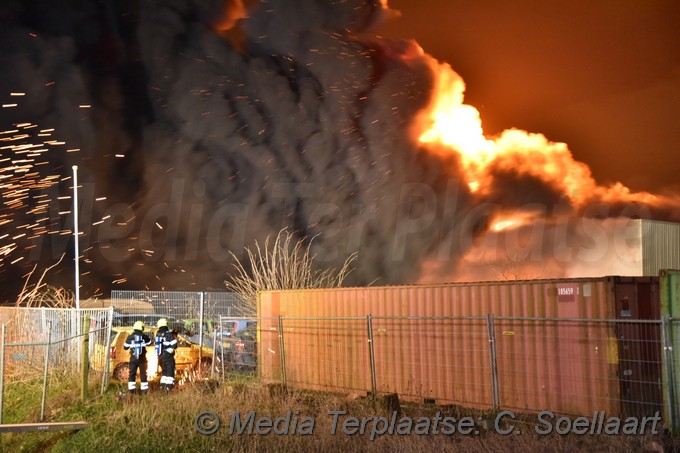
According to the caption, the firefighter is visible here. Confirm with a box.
[155,318,177,390]
[123,320,152,394]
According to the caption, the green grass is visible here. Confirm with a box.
[1,374,679,452]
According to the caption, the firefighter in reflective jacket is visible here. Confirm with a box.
[123,321,152,394]
[155,318,177,390]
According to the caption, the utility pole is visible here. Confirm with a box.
[72,165,80,310]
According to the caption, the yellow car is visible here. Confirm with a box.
[100,326,214,382]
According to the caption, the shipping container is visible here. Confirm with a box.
[612,277,661,417]
[660,269,680,427]
[258,276,662,417]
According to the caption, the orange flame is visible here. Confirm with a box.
[213,0,247,33]
[411,56,680,283]
[416,58,661,207]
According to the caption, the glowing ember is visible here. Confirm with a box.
[0,118,72,265]
[0,93,113,294]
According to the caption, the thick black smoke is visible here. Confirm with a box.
[0,0,473,298]
[1,0,678,301]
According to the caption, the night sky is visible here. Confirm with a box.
[379,0,680,193]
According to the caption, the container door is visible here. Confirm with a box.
[615,279,662,417]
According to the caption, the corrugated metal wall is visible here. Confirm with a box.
[259,276,661,416]
[560,219,680,278]
[260,279,615,318]
[641,220,680,276]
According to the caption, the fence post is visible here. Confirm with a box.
[101,307,114,395]
[198,292,205,375]
[211,329,217,380]
[219,317,226,377]
[81,314,90,401]
[661,315,677,433]
[486,314,500,411]
[0,324,5,424]
[366,315,377,399]
[278,316,287,388]
[40,321,52,422]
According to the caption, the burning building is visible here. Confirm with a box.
[419,217,680,283]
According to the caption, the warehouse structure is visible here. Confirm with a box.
[448,218,680,282]
[566,219,680,278]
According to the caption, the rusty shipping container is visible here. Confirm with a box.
[258,276,661,417]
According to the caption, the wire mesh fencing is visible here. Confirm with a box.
[0,306,671,427]
[371,316,493,408]
[110,290,245,319]
[259,317,372,394]
[492,317,663,418]
[108,291,249,358]
[0,307,113,378]
[0,308,114,423]
[259,315,667,421]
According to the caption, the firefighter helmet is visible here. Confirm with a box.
[133,320,144,331]
[157,318,168,328]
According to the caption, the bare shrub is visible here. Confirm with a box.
[3,256,78,379]
[15,255,74,308]
[491,252,539,281]
[225,229,356,316]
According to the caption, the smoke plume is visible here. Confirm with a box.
[0,0,678,300]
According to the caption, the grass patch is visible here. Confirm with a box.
[1,376,679,452]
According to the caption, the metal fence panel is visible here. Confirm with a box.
[108,290,248,353]
[371,316,492,408]
[616,319,663,417]
[258,314,664,420]
[493,318,619,415]
[272,317,372,395]
[0,308,114,424]
[506,317,660,418]
[110,290,243,318]
[0,308,112,376]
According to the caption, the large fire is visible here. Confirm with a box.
[416,58,662,209]
[413,56,679,282]
[1,0,677,294]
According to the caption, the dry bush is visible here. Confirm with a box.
[225,229,356,316]
[15,255,74,308]
[2,306,81,380]
[1,256,80,380]
[491,252,540,281]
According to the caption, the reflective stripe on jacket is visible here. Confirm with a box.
[124,331,151,359]
[155,328,177,355]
